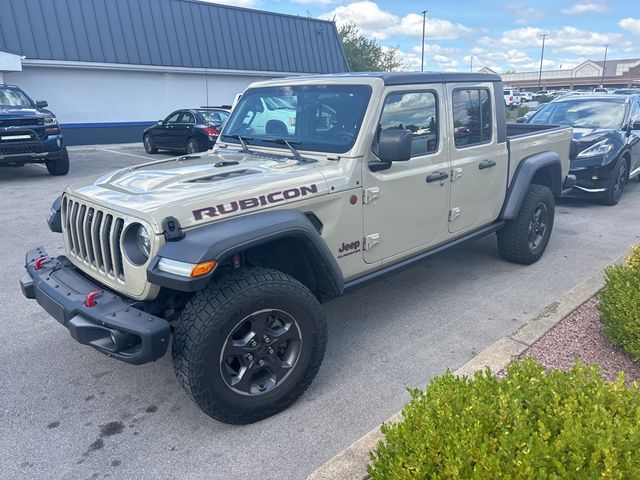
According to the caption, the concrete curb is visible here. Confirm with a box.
[307,252,628,480]
[67,142,142,152]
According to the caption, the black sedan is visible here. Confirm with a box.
[143,108,230,154]
[526,94,640,205]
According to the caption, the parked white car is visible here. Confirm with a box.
[504,89,522,109]
[520,91,534,102]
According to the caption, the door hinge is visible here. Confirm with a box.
[363,187,380,204]
[451,168,463,182]
[449,207,461,223]
[364,233,380,250]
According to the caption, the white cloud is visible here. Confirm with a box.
[561,3,609,15]
[620,18,640,35]
[321,1,474,40]
[479,26,630,56]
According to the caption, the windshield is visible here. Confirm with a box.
[222,85,372,154]
[528,99,627,129]
[0,87,33,108]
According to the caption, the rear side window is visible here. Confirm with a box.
[180,112,195,124]
[452,88,492,148]
[375,91,439,157]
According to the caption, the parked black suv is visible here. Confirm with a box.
[143,107,230,154]
[526,94,640,205]
[0,84,69,175]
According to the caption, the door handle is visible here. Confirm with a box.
[479,160,496,170]
[426,171,449,183]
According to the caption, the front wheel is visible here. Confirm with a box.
[143,134,158,154]
[172,267,327,424]
[45,146,69,176]
[497,184,555,265]
[600,158,628,206]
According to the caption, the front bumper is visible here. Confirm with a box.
[20,247,170,365]
[0,133,64,165]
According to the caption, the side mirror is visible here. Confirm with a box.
[157,120,164,125]
[632,121,640,131]
[370,129,412,171]
[35,100,48,108]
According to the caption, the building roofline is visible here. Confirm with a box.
[168,0,338,25]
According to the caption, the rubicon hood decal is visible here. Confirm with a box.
[193,184,319,221]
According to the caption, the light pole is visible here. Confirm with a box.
[601,44,609,88]
[469,55,474,73]
[537,33,548,89]
[421,10,427,72]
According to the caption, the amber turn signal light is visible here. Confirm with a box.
[191,261,217,277]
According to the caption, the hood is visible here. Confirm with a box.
[570,127,618,158]
[0,106,48,118]
[67,149,331,232]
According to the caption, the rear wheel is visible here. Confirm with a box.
[497,184,555,265]
[143,134,158,154]
[172,267,327,424]
[186,138,199,154]
[600,158,627,206]
[45,147,69,176]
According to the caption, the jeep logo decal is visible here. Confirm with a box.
[193,184,319,221]
[337,240,361,259]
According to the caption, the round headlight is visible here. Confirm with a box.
[136,224,151,258]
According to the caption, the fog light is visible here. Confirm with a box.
[592,175,599,181]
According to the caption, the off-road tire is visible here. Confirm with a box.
[143,134,158,154]
[600,158,628,206]
[45,147,69,176]
[186,138,199,154]
[172,267,327,424]
[497,184,555,265]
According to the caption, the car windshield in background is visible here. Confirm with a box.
[529,99,626,129]
[223,85,372,154]
[0,87,32,108]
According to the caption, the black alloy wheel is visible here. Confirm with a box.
[220,309,302,395]
[527,203,548,250]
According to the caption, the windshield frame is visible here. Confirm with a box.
[220,84,373,155]
[528,98,628,129]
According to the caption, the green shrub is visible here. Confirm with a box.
[516,105,530,118]
[537,94,552,103]
[599,245,640,360]
[368,359,640,480]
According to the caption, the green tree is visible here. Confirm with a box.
[337,22,402,72]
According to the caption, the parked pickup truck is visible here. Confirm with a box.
[0,84,69,175]
[21,73,573,424]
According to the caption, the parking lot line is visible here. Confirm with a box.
[98,148,151,160]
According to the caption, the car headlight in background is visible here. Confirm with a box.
[576,139,614,159]
[137,224,151,258]
[44,116,60,135]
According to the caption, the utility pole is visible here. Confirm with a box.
[601,44,609,88]
[537,33,548,89]
[421,10,427,72]
[469,55,473,72]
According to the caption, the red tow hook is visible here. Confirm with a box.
[34,256,47,270]
[85,290,102,308]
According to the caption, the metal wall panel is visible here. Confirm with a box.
[0,0,348,73]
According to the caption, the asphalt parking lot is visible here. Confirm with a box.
[1,146,639,480]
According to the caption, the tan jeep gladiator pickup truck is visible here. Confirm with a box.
[21,72,573,424]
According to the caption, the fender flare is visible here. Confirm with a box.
[147,209,344,298]
[500,151,562,220]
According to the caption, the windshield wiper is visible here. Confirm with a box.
[221,133,252,153]
[260,138,316,164]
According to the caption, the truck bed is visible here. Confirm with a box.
[506,123,572,183]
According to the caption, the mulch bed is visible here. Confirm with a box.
[520,296,640,383]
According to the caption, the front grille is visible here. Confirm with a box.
[0,143,40,155]
[62,196,126,282]
[0,117,44,128]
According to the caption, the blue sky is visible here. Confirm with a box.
[207,0,640,73]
